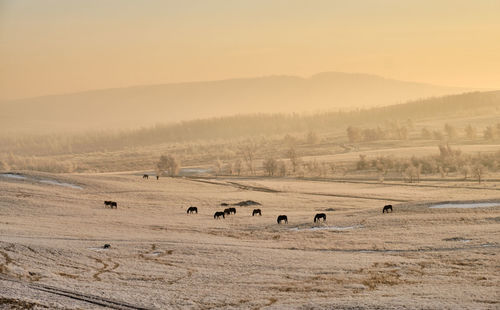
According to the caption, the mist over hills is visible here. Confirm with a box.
[1,72,473,133]
[3,90,499,158]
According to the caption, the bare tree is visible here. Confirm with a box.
[157,155,180,177]
[225,162,233,175]
[286,147,300,173]
[464,124,476,140]
[356,154,368,170]
[347,126,362,143]
[404,165,418,183]
[472,164,485,184]
[328,162,337,175]
[214,159,223,176]
[282,134,298,147]
[239,143,257,175]
[461,164,471,180]
[277,160,287,177]
[398,126,409,140]
[306,131,319,144]
[416,163,422,183]
[263,157,278,176]
[234,159,242,176]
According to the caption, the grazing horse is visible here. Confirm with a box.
[314,213,326,223]
[143,174,149,179]
[187,206,198,214]
[383,205,393,213]
[110,201,117,209]
[214,211,225,219]
[224,207,236,215]
[277,215,288,224]
[252,209,262,216]
[103,244,111,249]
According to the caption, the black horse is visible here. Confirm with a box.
[252,209,262,216]
[383,205,393,213]
[224,207,236,215]
[143,174,149,179]
[187,206,198,214]
[277,215,288,224]
[314,213,326,222]
[110,201,117,209]
[104,200,112,207]
[103,244,111,249]
[214,211,225,219]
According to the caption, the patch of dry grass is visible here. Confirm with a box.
[0,171,498,308]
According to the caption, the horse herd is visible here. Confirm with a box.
[104,200,117,209]
[184,204,394,224]
[104,198,394,224]
[188,205,287,222]
[188,207,325,224]
[107,174,395,223]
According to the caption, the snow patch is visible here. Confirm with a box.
[1,173,83,190]
[0,173,27,180]
[39,179,83,190]
[430,202,500,209]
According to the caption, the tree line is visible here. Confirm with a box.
[2,91,498,157]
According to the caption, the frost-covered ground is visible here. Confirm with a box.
[0,172,499,309]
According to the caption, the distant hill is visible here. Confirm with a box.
[0,72,474,133]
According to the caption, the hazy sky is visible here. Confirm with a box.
[1,0,499,100]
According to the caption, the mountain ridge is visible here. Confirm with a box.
[0,72,476,133]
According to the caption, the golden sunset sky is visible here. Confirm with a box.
[1,0,499,100]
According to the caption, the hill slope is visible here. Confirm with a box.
[0,72,473,133]
[2,91,499,157]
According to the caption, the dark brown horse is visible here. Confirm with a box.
[252,209,262,216]
[383,205,393,213]
[224,207,236,215]
[214,211,225,219]
[277,215,288,224]
[187,206,198,214]
[143,174,149,179]
[314,213,326,222]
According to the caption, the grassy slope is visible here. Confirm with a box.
[0,171,498,308]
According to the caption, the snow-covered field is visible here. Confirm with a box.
[0,172,499,309]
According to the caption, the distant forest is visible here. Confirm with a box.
[1,91,499,156]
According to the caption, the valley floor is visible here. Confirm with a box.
[0,172,499,309]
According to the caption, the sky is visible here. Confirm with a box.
[1,0,499,100]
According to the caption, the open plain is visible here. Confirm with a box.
[0,172,499,309]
